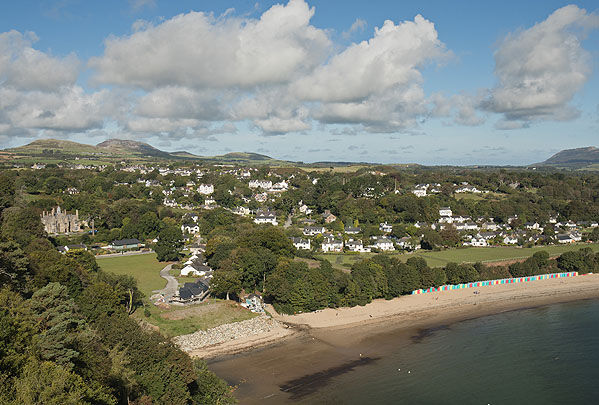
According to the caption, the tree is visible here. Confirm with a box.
[210,270,242,300]
[155,224,183,262]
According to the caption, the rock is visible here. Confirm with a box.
[173,315,282,351]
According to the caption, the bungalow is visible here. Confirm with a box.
[379,222,393,233]
[290,237,311,250]
[198,184,214,195]
[176,280,210,303]
[503,235,518,245]
[346,239,371,253]
[181,223,200,234]
[344,226,362,234]
[303,226,326,236]
[111,239,143,250]
[524,222,541,230]
[321,237,343,253]
[254,210,278,226]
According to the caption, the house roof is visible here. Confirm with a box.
[112,238,141,246]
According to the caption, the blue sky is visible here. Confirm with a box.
[1,0,598,165]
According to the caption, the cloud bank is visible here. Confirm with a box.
[0,1,597,144]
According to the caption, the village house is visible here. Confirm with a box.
[345,239,371,253]
[344,226,362,234]
[439,207,453,217]
[110,239,143,250]
[303,226,326,236]
[290,237,311,250]
[249,179,272,189]
[371,236,395,251]
[412,188,427,197]
[379,222,393,233]
[321,237,343,253]
[232,206,251,216]
[254,210,278,225]
[464,236,488,247]
[174,280,210,304]
[397,237,420,251]
[322,210,337,224]
[503,235,518,245]
[198,184,214,195]
[181,223,200,234]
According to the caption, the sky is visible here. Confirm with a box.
[1,0,598,165]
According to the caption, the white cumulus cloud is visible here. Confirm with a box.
[482,5,599,128]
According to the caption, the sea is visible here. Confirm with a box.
[294,299,599,404]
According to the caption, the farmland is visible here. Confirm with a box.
[316,242,599,270]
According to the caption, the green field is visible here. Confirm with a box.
[317,243,599,270]
[138,300,259,337]
[97,253,168,297]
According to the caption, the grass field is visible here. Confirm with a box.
[137,300,259,337]
[96,253,168,297]
[317,243,599,270]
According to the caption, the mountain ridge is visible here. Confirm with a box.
[537,146,599,167]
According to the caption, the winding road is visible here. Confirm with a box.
[153,263,178,299]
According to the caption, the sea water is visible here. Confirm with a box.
[300,299,599,404]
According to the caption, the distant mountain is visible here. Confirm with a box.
[96,139,172,158]
[537,147,599,168]
[3,138,293,165]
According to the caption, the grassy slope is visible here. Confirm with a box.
[97,253,258,337]
[317,243,599,270]
[96,253,167,297]
[138,301,259,337]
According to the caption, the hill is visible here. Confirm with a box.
[537,147,599,168]
[96,139,172,158]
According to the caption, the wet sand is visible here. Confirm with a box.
[206,274,599,404]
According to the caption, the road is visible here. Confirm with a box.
[154,264,178,299]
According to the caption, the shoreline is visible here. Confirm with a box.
[194,274,599,362]
[204,274,599,403]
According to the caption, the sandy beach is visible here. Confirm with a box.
[204,273,599,404]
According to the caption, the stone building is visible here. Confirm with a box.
[41,206,81,234]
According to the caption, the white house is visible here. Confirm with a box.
[270,181,289,192]
[371,236,395,251]
[298,202,312,215]
[557,234,575,244]
[303,226,326,236]
[503,235,518,245]
[254,193,268,202]
[233,206,251,216]
[290,237,311,250]
[198,184,214,195]
[439,207,452,217]
[379,222,393,233]
[346,239,371,253]
[249,179,272,189]
[344,226,361,234]
[181,224,200,234]
[464,236,487,247]
[254,210,278,225]
[321,237,343,252]
[412,188,427,197]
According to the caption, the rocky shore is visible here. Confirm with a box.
[174,315,287,353]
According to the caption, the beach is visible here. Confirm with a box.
[200,273,599,403]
